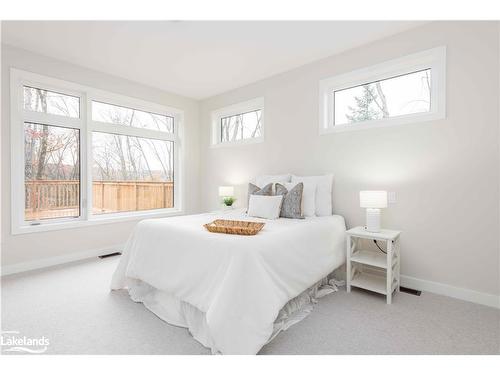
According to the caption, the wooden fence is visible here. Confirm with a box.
[25,180,174,220]
[93,181,174,213]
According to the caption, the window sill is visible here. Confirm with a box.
[11,208,184,235]
[319,110,445,135]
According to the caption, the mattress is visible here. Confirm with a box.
[111,209,346,354]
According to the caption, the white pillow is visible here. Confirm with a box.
[247,195,283,220]
[255,174,291,189]
[291,174,333,216]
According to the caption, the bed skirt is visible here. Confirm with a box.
[125,276,342,354]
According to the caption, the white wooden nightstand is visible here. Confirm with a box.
[346,226,402,304]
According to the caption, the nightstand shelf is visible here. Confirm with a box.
[350,249,395,269]
[346,226,402,304]
[350,272,387,294]
[351,272,399,294]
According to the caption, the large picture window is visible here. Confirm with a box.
[11,69,183,234]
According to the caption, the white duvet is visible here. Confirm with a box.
[111,209,346,354]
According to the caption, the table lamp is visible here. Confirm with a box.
[359,190,387,232]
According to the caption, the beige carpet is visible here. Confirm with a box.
[2,256,499,355]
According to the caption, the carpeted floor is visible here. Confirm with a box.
[1,256,499,355]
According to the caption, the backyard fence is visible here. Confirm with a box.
[25,180,174,220]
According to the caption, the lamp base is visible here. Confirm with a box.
[365,208,381,232]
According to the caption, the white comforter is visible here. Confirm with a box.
[111,209,346,354]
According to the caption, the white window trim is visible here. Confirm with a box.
[10,68,185,235]
[319,46,446,134]
[210,97,264,147]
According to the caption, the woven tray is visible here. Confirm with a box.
[204,219,265,236]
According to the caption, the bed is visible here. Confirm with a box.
[111,208,346,354]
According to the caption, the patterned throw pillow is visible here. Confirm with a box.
[275,183,304,219]
[247,183,273,208]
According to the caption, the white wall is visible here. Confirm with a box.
[1,44,201,267]
[199,22,500,298]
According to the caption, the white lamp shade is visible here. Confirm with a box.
[218,186,234,197]
[360,190,387,208]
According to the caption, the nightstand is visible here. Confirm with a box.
[346,226,402,304]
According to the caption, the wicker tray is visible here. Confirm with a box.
[204,219,265,236]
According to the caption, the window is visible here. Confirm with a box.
[334,69,431,125]
[24,86,80,118]
[24,123,80,221]
[211,97,264,146]
[92,101,174,133]
[319,47,446,133]
[92,133,174,214]
[220,110,262,143]
[11,69,183,234]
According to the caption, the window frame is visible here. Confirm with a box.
[319,46,446,134]
[10,69,184,235]
[210,97,264,147]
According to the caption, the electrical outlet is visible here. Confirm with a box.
[388,191,397,204]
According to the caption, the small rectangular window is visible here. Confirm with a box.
[211,97,264,146]
[220,109,262,143]
[92,101,174,133]
[24,122,80,221]
[92,132,174,214]
[319,47,446,133]
[24,86,80,118]
[334,69,431,126]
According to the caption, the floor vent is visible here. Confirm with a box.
[400,286,422,296]
[98,252,122,259]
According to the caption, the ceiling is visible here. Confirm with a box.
[2,21,424,99]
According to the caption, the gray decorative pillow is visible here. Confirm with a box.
[247,183,273,208]
[275,183,304,219]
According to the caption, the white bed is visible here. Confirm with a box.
[111,208,346,354]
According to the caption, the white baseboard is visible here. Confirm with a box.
[401,275,500,309]
[1,244,125,276]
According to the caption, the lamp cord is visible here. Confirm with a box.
[373,240,387,254]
